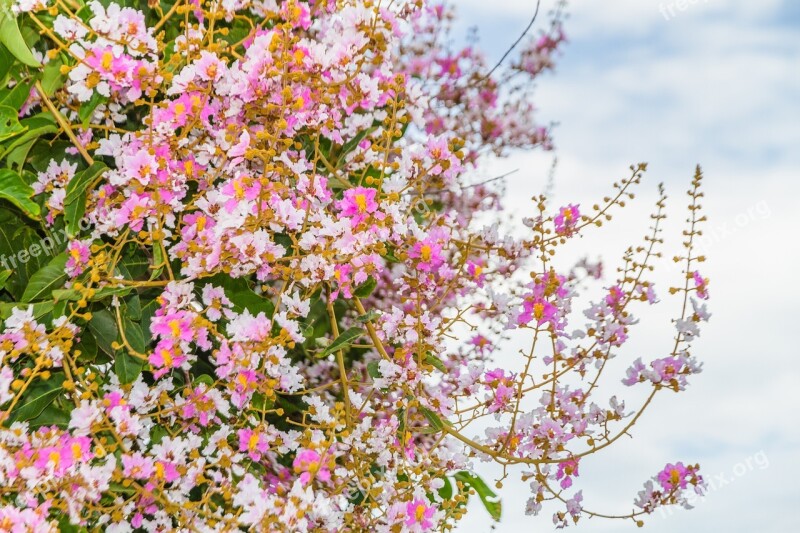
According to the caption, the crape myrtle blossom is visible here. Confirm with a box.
[635,463,705,514]
[0,0,714,530]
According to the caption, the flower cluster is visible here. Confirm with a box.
[0,0,712,531]
[635,462,705,514]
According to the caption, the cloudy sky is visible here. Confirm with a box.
[449,1,800,531]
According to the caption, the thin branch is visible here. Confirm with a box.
[475,0,541,84]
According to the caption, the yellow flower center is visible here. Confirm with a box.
[420,244,432,262]
[533,302,545,320]
[354,193,368,213]
[168,319,182,338]
[233,180,245,198]
[248,433,260,451]
[160,349,173,367]
[101,51,114,70]
[415,504,427,522]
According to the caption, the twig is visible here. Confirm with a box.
[475,0,541,84]
[34,81,94,165]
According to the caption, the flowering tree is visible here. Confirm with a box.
[0,0,711,530]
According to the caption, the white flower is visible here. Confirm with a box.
[68,400,102,436]
[284,291,311,317]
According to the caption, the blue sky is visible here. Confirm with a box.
[448,1,800,532]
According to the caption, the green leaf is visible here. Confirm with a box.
[231,287,275,317]
[57,515,88,533]
[356,309,381,323]
[150,242,164,280]
[424,353,447,373]
[78,91,106,125]
[438,476,454,500]
[139,298,159,337]
[0,106,25,142]
[7,373,66,423]
[149,424,169,446]
[319,326,364,358]
[353,277,377,298]
[0,301,54,321]
[40,55,65,96]
[121,317,146,353]
[0,11,41,68]
[249,391,274,412]
[0,80,33,110]
[74,329,99,363]
[0,268,10,289]
[88,309,118,357]
[454,471,502,521]
[115,349,145,385]
[115,319,149,383]
[0,43,14,82]
[125,292,141,320]
[65,162,106,236]
[336,124,378,167]
[66,162,106,204]
[27,139,69,173]
[52,285,133,302]
[21,252,67,302]
[0,168,39,219]
[420,406,444,431]
[193,374,215,387]
[28,404,70,429]
[367,360,381,379]
[4,135,36,170]
[0,112,57,159]
[0,220,50,299]
[120,249,150,279]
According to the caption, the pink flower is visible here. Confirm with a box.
[405,499,435,529]
[484,368,516,413]
[408,238,444,272]
[554,204,580,235]
[114,194,151,232]
[148,342,187,378]
[657,462,692,491]
[228,130,250,159]
[518,297,558,327]
[151,311,195,343]
[65,240,91,278]
[122,452,155,480]
[469,334,492,355]
[466,260,486,286]
[693,271,710,299]
[337,187,379,226]
[556,458,580,489]
[293,449,331,485]
[238,428,269,461]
